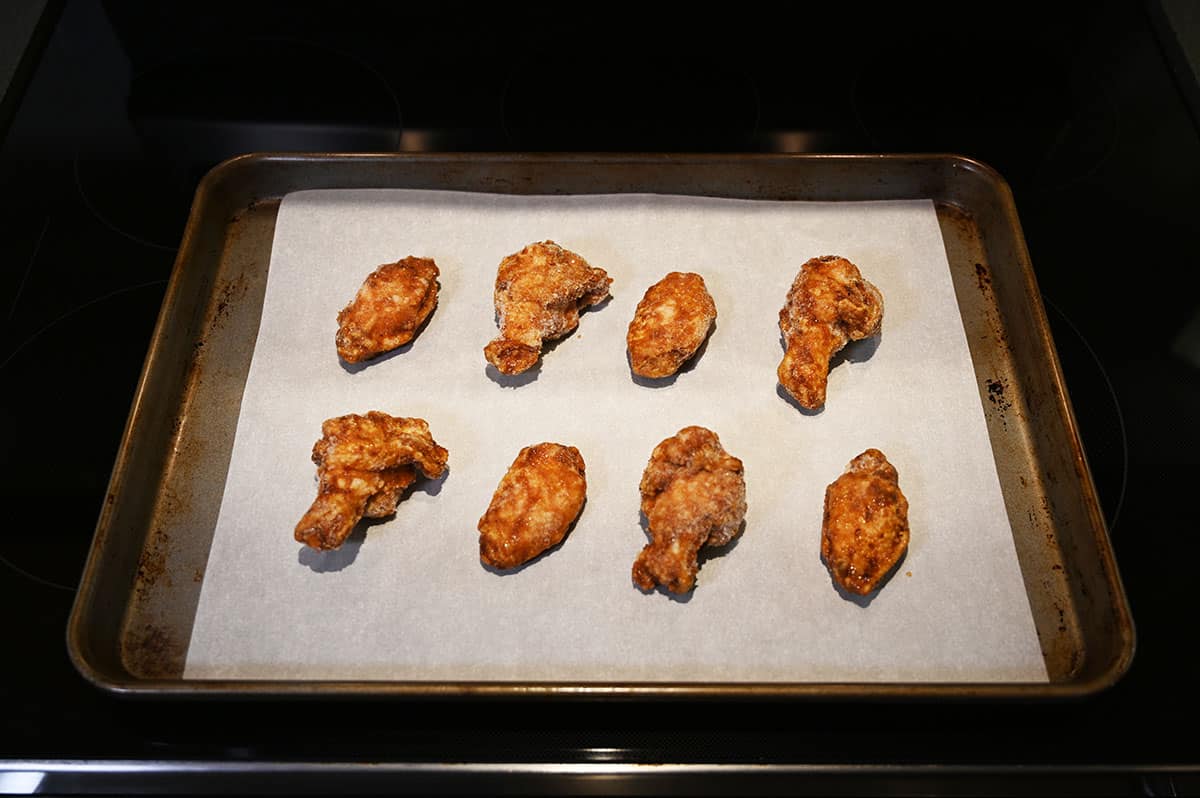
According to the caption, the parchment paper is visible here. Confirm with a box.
[183,190,1048,683]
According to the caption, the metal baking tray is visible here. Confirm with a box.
[67,153,1134,699]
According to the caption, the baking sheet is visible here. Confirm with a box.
[183,189,1048,683]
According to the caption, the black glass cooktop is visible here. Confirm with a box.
[2,1,1198,794]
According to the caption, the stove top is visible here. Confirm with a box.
[2,1,1198,794]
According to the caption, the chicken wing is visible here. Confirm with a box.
[478,443,587,570]
[626,271,717,378]
[484,241,612,375]
[336,256,440,364]
[821,448,910,596]
[295,412,449,550]
[632,426,746,594]
[778,256,883,410]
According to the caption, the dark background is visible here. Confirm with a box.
[1,1,1198,794]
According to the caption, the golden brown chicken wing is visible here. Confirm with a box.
[295,412,449,550]
[778,256,883,410]
[632,426,747,594]
[626,271,717,378]
[336,256,440,364]
[483,241,612,375]
[478,443,587,569]
[821,448,910,596]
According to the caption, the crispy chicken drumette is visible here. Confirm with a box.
[483,241,612,375]
[632,426,747,594]
[478,443,587,570]
[821,448,910,596]
[626,271,717,378]
[336,256,440,364]
[294,412,449,550]
[778,256,883,410]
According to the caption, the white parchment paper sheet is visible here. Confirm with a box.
[184,190,1048,683]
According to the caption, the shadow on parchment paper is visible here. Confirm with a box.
[340,342,410,374]
[629,320,717,388]
[480,497,588,576]
[337,293,442,375]
[821,546,908,608]
[411,468,450,498]
[297,469,450,573]
[484,296,613,388]
[298,523,370,572]
[485,361,542,387]
[775,331,884,414]
[633,513,747,604]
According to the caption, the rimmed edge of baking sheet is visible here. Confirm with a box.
[67,152,1135,699]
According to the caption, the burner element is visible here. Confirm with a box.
[73,155,186,252]
[0,282,165,590]
[851,29,1119,194]
[1042,295,1129,532]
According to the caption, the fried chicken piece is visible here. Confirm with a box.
[626,272,717,378]
[821,448,910,596]
[478,443,587,569]
[778,256,883,410]
[484,241,612,375]
[632,426,747,594]
[295,412,449,550]
[336,256,440,364]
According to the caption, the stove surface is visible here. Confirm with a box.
[2,1,1198,795]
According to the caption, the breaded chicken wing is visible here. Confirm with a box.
[478,443,587,569]
[778,256,883,410]
[295,412,449,550]
[336,256,440,364]
[632,426,746,594]
[484,241,612,375]
[626,272,717,378]
[821,448,910,596]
